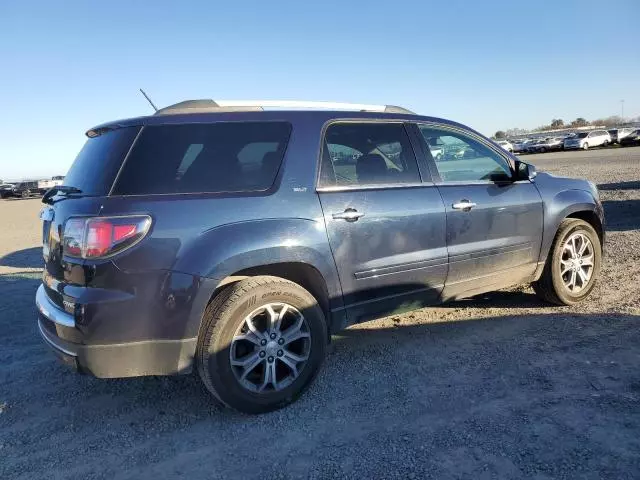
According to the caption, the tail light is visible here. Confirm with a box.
[62,216,152,259]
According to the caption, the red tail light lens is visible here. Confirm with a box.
[62,216,152,259]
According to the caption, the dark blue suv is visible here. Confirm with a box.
[36,100,604,413]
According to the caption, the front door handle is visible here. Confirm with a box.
[332,208,365,222]
[452,200,477,211]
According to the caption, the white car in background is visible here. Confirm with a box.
[512,139,533,153]
[37,176,65,193]
[564,130,611,150]
[496,140,513,152]
[423,136,445,160]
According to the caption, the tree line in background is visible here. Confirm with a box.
[494,115,640,139]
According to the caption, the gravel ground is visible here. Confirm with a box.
[1,147,639,479]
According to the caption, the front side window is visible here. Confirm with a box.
[319,122,420,187]
[418,125,512,183]
[113,122,291,195]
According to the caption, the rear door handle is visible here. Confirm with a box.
[452,200,477,211]
[332,208,365,222]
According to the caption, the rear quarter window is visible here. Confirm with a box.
[64,127,141,195]
[113,122,291,195]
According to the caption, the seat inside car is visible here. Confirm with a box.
[356,153,388,184]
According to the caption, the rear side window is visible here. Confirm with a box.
[113,122,291,195]
[64,127,141,195]
[319,122,420,187]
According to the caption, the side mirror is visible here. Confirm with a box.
[515,160,536,181]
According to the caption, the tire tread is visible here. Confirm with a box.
[196,275,322,412]
[532,218,599,306]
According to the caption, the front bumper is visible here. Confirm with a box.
[36,284,196,378]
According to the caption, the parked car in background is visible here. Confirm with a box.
[36,99,604,413]
[530,137,564,153]
[620,129,640,147]
[496,140,513,152]
[424,136,445,160]
[525,139,545,153]
[0,183,15,198]
[513,139,533,153]
[608,128,634,144]
[10,181,39,198]
[564,130,611,150]
[38,176,65,194]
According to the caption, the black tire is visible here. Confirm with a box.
[196,276,327,414]
[532,218,601,305]
[582,143,589,150]
[21,190,29,199]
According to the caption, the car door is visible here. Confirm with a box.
[412,123,544,300]
[317,121,448,323]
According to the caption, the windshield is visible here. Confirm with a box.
[576,132,589,138]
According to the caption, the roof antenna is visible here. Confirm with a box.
[139,88,158,112]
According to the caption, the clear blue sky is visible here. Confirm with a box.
[1,0,638,180]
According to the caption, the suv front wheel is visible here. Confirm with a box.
[532,218,601,305]
[197,276,327,413]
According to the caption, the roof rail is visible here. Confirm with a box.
[154,99,414,115]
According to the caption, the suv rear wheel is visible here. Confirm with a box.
[532,218,601,305]
[197,276,327,413]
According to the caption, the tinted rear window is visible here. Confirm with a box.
[113,122,291,195]
[64,127,140,195]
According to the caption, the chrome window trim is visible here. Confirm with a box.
[433,179,532,186]
[316,182,432,193]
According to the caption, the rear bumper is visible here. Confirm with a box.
[36,284,196,378]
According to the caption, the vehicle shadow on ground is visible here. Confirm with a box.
[4,263,635,418]
[0,247,42,269]
[3,270,640,478]
[598,180,640,191]
[601,199,640,232]
[439,289,547,309]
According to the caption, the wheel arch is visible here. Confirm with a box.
[566,209,604,246]
[534,187,604,279]
[208,262,332,323]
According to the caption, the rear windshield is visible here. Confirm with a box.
[64,127,141,195]
[113,122,291,195]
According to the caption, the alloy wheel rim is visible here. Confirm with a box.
[230,303,311,393]
[560,232,594,293]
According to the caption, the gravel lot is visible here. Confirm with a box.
[1,147,639,479]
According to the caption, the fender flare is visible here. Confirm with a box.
[535,189,602,277]
[176,219,343,340]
